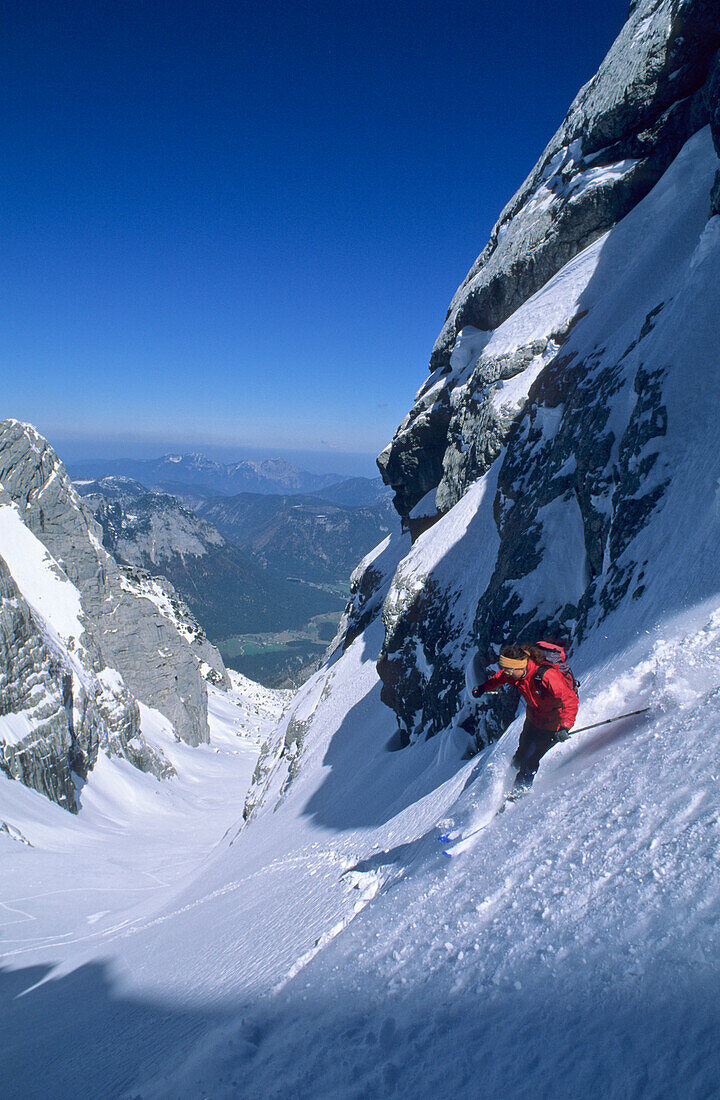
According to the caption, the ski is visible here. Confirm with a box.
[442,815,496,857]
[441,776,532,856]
[441,803,509,856]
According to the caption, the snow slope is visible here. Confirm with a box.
[0,500,86,656]
[162,606,720,1099]
[0,688,272,982]
[4,596,720,1097]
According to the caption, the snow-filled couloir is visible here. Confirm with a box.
[3,1,720,1096]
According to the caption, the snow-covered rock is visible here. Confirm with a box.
[0,485,171,810]
[378,0,720,517]
[0,422,233,808]
[77,476,226,566]
[0,422,229,736]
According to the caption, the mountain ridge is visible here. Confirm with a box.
[378,0,720,517]
[70,452,358,498]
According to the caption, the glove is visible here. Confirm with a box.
[555,726,570,742]
[471,686,485,698]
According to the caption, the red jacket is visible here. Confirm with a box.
[481,658,578,732]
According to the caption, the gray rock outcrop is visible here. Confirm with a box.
[0,421,228,751]
[378,0,720,518]
[0,483,173,810]
[80,478,226,568]
[331,530,410,655]
[0,551,100,811]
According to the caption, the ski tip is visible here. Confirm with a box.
[443,850,453,859]
[438,834,451,844]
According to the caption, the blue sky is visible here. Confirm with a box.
[2,0,629,476]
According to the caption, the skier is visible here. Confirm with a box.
[472,642,579,787]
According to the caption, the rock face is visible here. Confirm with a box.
[77,477,227,567]
[0,550,98,811]
[331,530,410,656]
[0,422,229,743]
[378,0,720,519]
[0,483,172,811]
[373,1,720,744]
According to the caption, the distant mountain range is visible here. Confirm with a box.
[74,477,347,641]
[71,455,398,686]
[70,452,392,503]
[314,477,393,507]
[196,492,396,587]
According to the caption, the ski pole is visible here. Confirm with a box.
[571,707,650,735]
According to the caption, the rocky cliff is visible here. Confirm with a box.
[379,0,720,520]
[0,422,231,809]
[0,481,174,810]
[371,0,720,744]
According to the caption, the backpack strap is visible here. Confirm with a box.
[535,662,580,696]
[533,666,550,690]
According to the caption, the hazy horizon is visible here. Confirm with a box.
[52,432,381,480]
